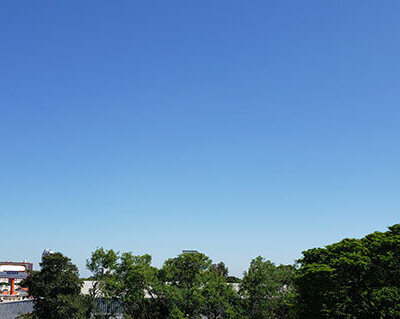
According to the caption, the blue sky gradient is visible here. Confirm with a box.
[1,0,400,276]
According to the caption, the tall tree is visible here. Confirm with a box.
[159,252,239,318]
[86,248,120,319]
[22,252,87,319]
[200,270,240,319]
[116,252,162,319]
[297,223,400,318]
[159,252,212,318]
[210,261,229,279]
[240,257,297,319]
[88,249,165,319]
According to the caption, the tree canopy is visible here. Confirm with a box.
[297,224,400,318]
[21,223,400,319]
[240,257,297,319]
[22,252,87,319]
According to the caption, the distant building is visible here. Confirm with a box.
[182,250,199,254]
[42,249,55,258]
[0,261,33,302]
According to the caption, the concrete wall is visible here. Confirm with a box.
[0,300,33,319]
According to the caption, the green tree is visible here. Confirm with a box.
[86,248,120,319]
[88,249,167,319]
[116,252,162,319]
[226,275,241,284]
[201,270,240,319]
[240,257,297,319]
[159,252,239,318]
[22,252,87,319]
[159,252,212,318]
[297,223,400,318]
[210,261,229,279]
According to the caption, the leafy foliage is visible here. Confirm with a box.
[159,252,239,318]
[116,253,161,319]
[210,261,229,279]
[24,224,400,319]
[22,253,87,319]
[88,250,241,318]
[297,224,400,318]
[240,257,297,319]
[86,248,120,319]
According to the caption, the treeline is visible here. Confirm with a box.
[23,223,400,318]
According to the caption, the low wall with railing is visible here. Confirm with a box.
[0,300,33,319]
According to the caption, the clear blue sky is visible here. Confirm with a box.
[1,0,399,277]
